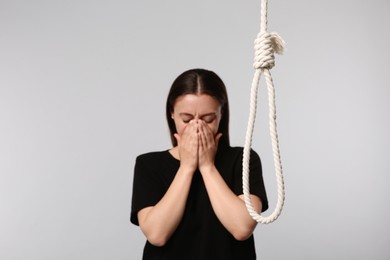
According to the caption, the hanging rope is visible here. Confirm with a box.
[242,0,285,224]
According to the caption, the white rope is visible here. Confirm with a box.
[242,0,285,224]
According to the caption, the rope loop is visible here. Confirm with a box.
[243,0,286,224]
[253,32,285,70]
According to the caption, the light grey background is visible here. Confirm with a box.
[1,0,389,259]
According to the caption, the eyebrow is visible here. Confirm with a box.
[178,113,193,117]
[179,112,217,117]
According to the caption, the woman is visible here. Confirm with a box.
[131,68,268,259]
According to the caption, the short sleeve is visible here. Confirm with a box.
[130,154,165,225]
[233,149,269,212]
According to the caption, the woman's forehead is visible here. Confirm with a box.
[173,94,221,113]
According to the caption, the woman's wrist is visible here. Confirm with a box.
[199,164,217,176]
[178,165,197,176]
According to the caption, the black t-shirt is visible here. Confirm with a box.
[130,143,268,260]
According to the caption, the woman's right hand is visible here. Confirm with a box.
[138,120,200,246]
[174,120,199,173]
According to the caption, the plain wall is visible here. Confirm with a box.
[1,0,389,259]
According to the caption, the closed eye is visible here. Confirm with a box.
[180,114,193,123]
[202,115,216,123]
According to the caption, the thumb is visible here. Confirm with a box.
[215,133,223,144]
[174,133,181,145]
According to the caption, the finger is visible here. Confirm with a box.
[174,133,181,145]
[183,121,198,152]
[181,122,195,143]
[197,122,205,143]
[185,121,197,141]
[200,121,214,146]
[198,127,206,151]
[183,120,195,133]
[215,133,223,145]
[200,123,214,152]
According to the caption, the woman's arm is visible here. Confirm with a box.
[200,166,262,241]
[137,166,194,247]
[198,120,262,240]
[137,121,199,247]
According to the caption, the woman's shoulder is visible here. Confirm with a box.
[219,144,260,158]
[136,150,170,162]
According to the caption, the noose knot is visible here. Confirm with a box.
[253,32,285,70]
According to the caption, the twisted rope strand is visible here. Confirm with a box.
[242,0,285,224]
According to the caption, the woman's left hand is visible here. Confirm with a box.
[197,120,222,173]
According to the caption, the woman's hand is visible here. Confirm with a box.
[198,120,222,173]
[174,120,199,173]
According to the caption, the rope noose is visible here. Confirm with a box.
[242,0,285,224]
